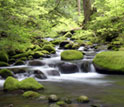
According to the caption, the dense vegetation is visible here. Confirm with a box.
[0,0,124,52]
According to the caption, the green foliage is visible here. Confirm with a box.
[87,0,124,44]
[93,51,124,72]
[23,91,40,98]
[61,50,83,61]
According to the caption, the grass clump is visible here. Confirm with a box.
[93,51,124,73]
[61,50,83,61]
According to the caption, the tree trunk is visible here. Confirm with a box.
[83,0,92,24]
[77,0,81,16]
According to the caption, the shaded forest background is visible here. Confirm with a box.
[0,0,124,51]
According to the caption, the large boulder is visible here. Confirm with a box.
[61,50,83,61]
[4,77,19,91]
[58,63,79,74]
[0,69,13,79]
[28,60,45,66]
[93,51,124,74]
[0,51,9,62]
[3,77,44,91]
[19,77,44,90]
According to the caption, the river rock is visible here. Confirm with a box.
[81,61,91,73]
[11,68,27,74]
[48,94,59,103]
[77,95,89,103]
[34,70,47,79]
[59,41,70,48]
[28,60,45,66]
[46,70,60,76]
[58,63,79,74]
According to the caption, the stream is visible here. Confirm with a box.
[0,43,124,107]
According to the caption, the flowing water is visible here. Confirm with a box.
[0,44,124,107]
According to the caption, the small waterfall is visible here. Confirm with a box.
[0,43,106,85]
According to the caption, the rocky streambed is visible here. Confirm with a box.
[0,39,124,107]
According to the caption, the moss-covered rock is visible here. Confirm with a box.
[0,61,9,67]
[77,95,89,103]
[51,39,62,45]
[22,91,40,98]
[56,101,65,106]
[0,51,9,62]
[3,77,44,91]
[61,50,83,60]
[93,51,124,74]
[42,45,56,54]
[4,77,19,91]
[0,69,13,79]
[32,51,44,59]
[48,94,59,103]
[12,53,28,59]
[19,77,44,90]
[14,59,25,65]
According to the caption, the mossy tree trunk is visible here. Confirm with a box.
[83,0,92,24]
[77,0,81,16]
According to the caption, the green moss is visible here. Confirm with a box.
[32,51,44,59]
[0,61,9,67]
[12,53,28,59]
[41,50,49,54]
[20,57,27,61]
[72,44,80,49]
[3,77,44,91]
[64,44,72,49]
[56,101,65,106]
[14,59,25,65]
[0,51,9,62]
[77,95,89,103]
[93,51,124,72]
[0,69,13,78]
[42,45,56,54]
[4,77,19,91]
[51,40,62,45]
[23,91,40,98]
[19,77,44,90]
[61,50,83,60]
